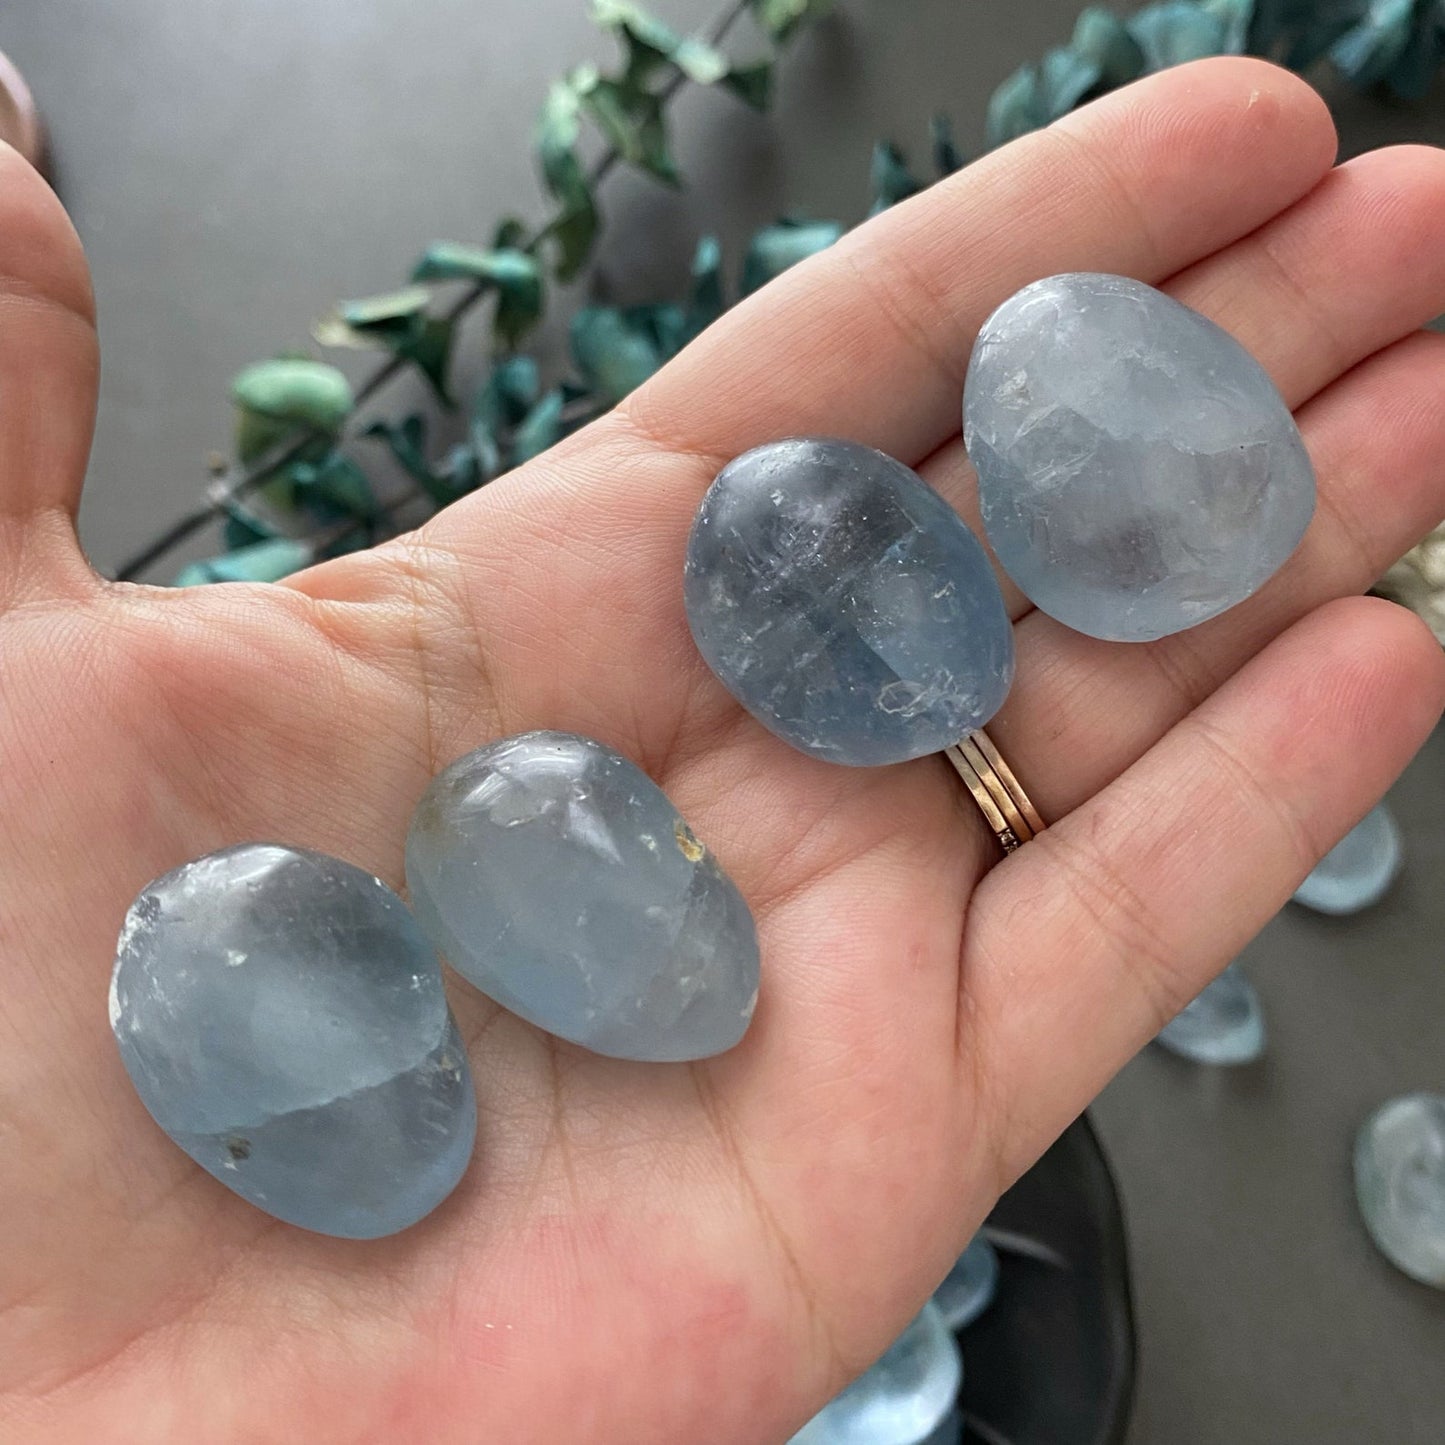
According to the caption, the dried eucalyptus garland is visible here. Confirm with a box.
[116,0,1445,597]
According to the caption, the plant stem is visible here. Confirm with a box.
[113,0,755,584]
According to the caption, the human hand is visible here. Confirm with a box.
[2,57,1443,1444]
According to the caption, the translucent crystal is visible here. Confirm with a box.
[1153,963,1265,1066]
[684,437,1015,767]
[931,1235,1000,1330]
[109,845,476,1239]
[965,273,1315,642]
[788,1304,963,1445]
[406,731,759,1062]
[1292,803,1403,915]
[1354,1093,1445,1288]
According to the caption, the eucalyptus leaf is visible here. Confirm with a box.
[578,73,680,186]
[313,286,431,348]
[493,216,529,250]
[174,538,314,588]
[1329,0,1416,86]
[222,507,276,551]
[411,243,544,345]
[513,389,567,463]
[291,452,378,522]
[749,0,835,43]
[592,0,730,84]
[537,77,600,281]
[986,64,1047,147]
[1071,7,1149,82]
[1199,0,1256,51]
[1129,1,1230,67]
[571,306,667,400]
[721,61,773,110]
[1040,46,1104,115]
[869,141,924,215]
[931,113,965,177]
[363,414,434,489]
[231,358,354,465]
[741,218,844,296]
[684,235,726,342]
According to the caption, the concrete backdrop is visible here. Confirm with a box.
[4,2,1442,1440]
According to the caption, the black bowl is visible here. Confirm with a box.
[957,1112,1137,1445]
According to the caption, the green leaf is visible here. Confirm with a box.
[1039,46,1104,117]
[513,389,567,463]
[493,215,529,250]
[869,141,923,216]
[577,71,679,186]
[571,306,668,401]
[931,114,964,177]
[291,452,378,522]
[721,61,773,110]
[230,358,354,465]
[174,538,313,587]
[222,506,275,551]
[1128,2,1230,68]
[313,286,431,348]
[411,243,544,346]
[592,0,730,83]
[741,218,844,296]
[986,64,1047,147]
[1071,7,1149,83]
[536,78,600,281]
[749,0,835,43]
[1329,0,1418,88]
[471,356,542,475]
[1197,0,1255,52]
[683,235,726,342]
[362,413,443,498]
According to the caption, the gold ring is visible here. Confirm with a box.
[944,728,1046,854]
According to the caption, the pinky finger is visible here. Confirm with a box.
[965,596,1445,1191]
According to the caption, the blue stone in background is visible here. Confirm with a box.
[788,1303,963,1445]
[1292,803,1403,915]
[407,731,759,1062]
[1354,1093,1445,1289]
[966,273,1316,642]
[931,1234,1000,1330]
[1153,963,1265,1066]
[684,438,1015,767]
[109,844,476,1239]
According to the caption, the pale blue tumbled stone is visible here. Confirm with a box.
[109,845,476,1239]
[788,1304,963,1445]
[1293,803,1403,915]
[406,731,759,1062]
[966,273,1316,642]
[1153,963,1265,1066]
[684,438,1015,767]
[1354,1093,1445,1288]
[931,1234,1000,1330]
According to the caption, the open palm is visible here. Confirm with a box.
[3,58,1443,1443]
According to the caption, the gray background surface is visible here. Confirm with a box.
[4,1,1442,1440]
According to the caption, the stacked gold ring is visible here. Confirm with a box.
[945,729,1046,854]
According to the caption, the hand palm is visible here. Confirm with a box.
[4,60,1444,1443]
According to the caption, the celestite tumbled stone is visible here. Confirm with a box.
[685,438,1014,767]
[1293,803,1403,915]
[965,273,1316,642]
[109,845,477,1239]
[788,1304,963,1445]
[1354,1093,1445,1288]
[931,1234,1000,1331]
[406,731,759,1062]
[1153,963,1265,1066]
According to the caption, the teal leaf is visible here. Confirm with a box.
[683,235,726,342]
[986,64,1047,147]
[869,141,924,216]
[592,0,730,84]
[1071,7,1149,82]
[1198,0,1255,51]
[741,218,844,296]
[577,71,680,186]
[931,114,965,177]
[536,77,600,281]
[749,0,835,43]
[361,414,453,504]
[571,306,668,401]
[1039,46,1104,117]
[230,358,354,465]
[471,357,542,477]
[493,215,529,250]
[313,287,455,405]
[411,243,544,346]
[721,61,773,110]
[1329,0,1415,87]
[222,506,275,551]
[291,452,378,522]
[513,389,566,463]
[1129,2,1230,68]
[174,538,313,587]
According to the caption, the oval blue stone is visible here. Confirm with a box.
[684,438,1015,766]
[109,844,477,1239]
[406,732,760,1062]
